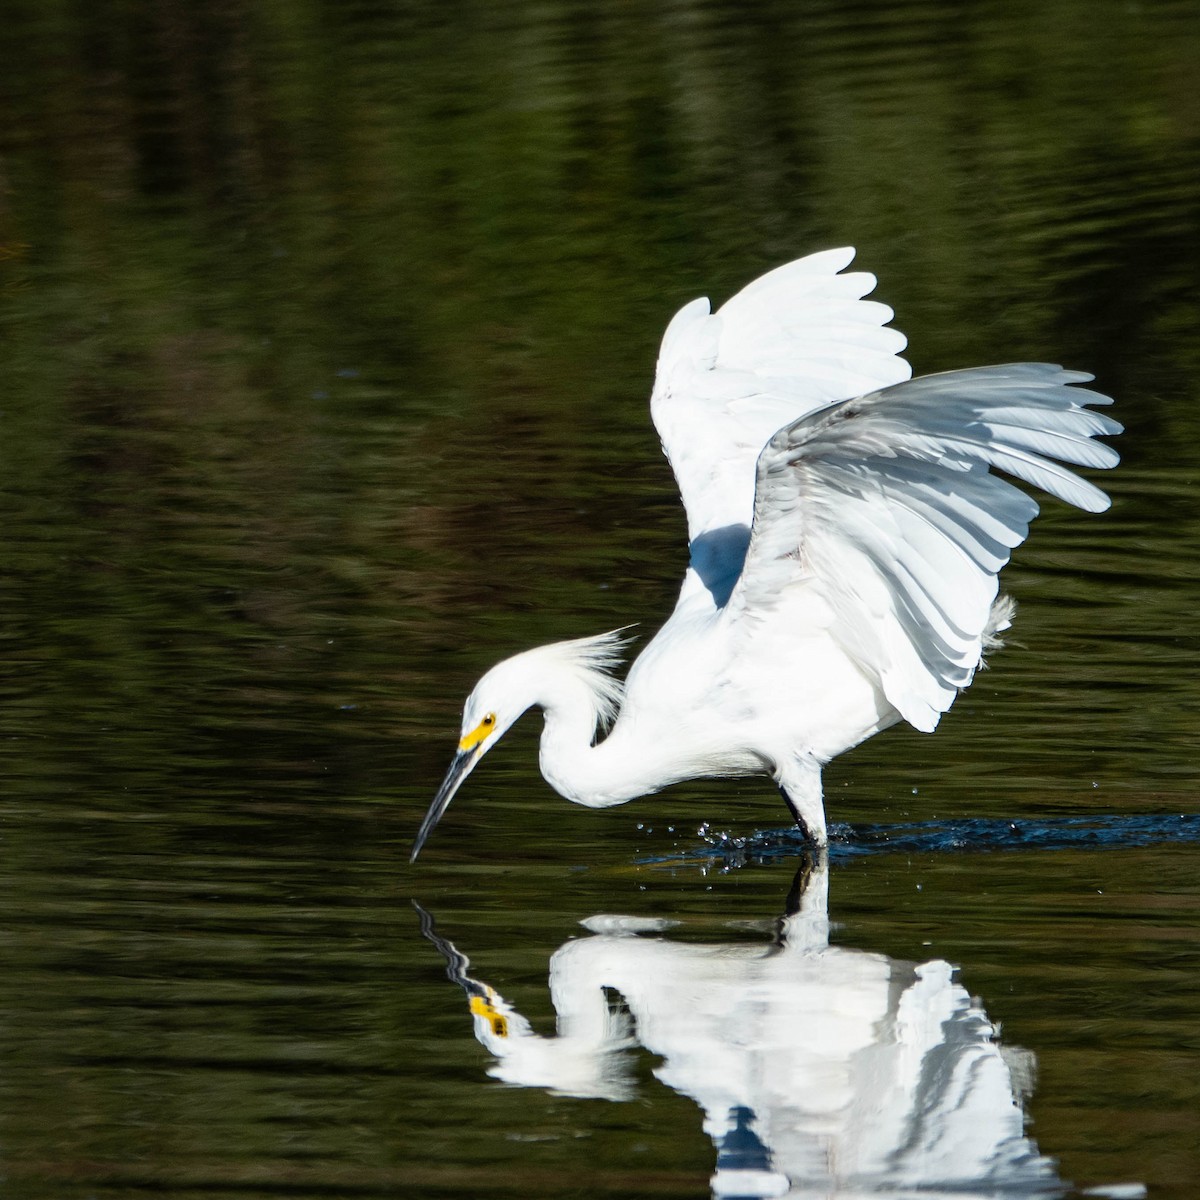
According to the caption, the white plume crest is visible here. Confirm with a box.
[542,628,632,730]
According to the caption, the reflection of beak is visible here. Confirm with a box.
[410,747,481,863]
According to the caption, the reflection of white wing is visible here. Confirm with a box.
[549,935,1058,1197]
[426,862,1065,1197]
[728,365,1121,731]
[650,248,912,544]
[837,960,1056,1192]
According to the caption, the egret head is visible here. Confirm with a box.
[410,631,628,862]
[410,661,529,863]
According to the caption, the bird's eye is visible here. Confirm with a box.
[482,713,496,727]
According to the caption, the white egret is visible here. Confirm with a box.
[412,247,1119,861]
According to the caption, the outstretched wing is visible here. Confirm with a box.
[650,248,913,544]
[727,364,1121,732]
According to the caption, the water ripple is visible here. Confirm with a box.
[656,812,1200,867]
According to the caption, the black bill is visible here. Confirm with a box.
[410,747,479,863]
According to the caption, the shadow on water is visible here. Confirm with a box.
[657,813,1200,869]
[414,859,1145,1200]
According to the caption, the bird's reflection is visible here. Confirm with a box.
[416,858,1065,1199]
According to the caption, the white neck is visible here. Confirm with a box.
[535,680,652,810]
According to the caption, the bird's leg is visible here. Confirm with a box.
[776,756,828,846]
[778,786,821,842]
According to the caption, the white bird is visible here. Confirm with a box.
[411,247,1120,861]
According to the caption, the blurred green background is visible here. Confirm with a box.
[1,2,1199,1197]
[3,0,1198,800]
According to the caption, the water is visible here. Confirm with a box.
[2,1,1200,1196]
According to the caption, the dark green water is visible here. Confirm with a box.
[2,1,1199,1197]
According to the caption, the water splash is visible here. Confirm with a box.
[648,812,1200,868]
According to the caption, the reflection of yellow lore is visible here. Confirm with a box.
[468,991,508,1040]
[419,859,1086,1199]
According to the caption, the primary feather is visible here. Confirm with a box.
[651,247,913,548]
[728,363,1120,730]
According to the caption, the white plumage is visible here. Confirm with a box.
[412,248,1120,860]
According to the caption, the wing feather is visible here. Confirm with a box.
[728,364,1121,731]
[651,248,913,546]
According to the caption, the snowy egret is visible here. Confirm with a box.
[411,248,1119,861]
